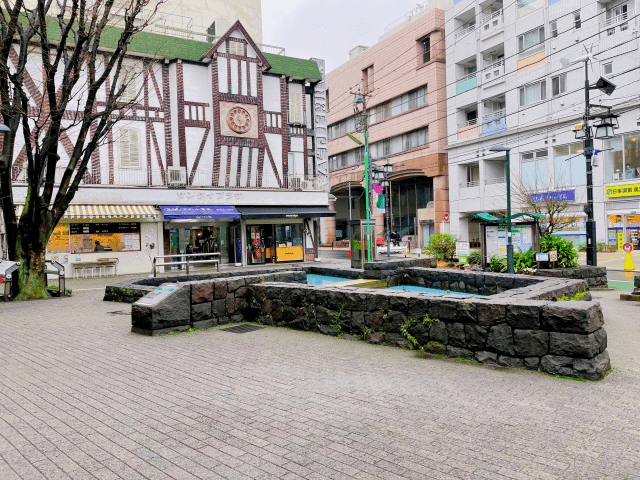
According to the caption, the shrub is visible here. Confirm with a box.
[488,255,507,273]
[468,249,482,266]
[424,233,458,261]
[513,248,536,273]
[539,234,579,268]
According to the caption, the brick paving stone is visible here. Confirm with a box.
[1,286,640,479]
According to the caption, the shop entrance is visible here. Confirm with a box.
[246,222,304,265]
[167,223,235,265]
[608,214,640,249]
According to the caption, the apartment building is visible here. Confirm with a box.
[324,1,449,248]
[446,0,640,251]
[3,22,331,272]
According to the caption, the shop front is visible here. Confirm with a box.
[159,205,242,265]
[28,204,161,276]
[605,183,640,250]
[236,206,335,265]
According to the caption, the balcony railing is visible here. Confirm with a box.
[456,24,476,39]
[485,176,505,185]
[456,72,478,94]
[600,9,634,30]
[480,10,503,35]
[460,180,480,188]
[13,168,324,191]
[481,9,502,25]
[483,108,505,121]
[518,42,545,60]
[458,118,478,128]
[483,60,505,82]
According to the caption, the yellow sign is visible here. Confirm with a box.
[618,232,624,251]
[47,224,69,253]
[606,183,640,198]
[276,246,303,261]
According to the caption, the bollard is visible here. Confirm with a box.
[623,242,635,271]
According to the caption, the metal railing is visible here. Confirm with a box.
[600,10,634,29]
[483,108,506,121]
[153,252,220,276]
[458,118,478,128]
[460,180,480,188]
[518,43,545,60]
[481,9,502,25]
[457,71,477,83]
[485,176,506,185]
[14,169,323,191]
[455,24,476,39]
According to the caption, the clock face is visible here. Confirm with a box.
[226,106,252,134]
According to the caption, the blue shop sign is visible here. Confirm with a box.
[530,190,576,203]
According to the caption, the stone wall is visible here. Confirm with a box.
[131,271,306,335]
[535,266,607,288]
[363,257,437,280]
[405,268,590,301]
[105,267,306,303]
[244,282,610,381]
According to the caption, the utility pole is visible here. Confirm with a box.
[350,89,373,263]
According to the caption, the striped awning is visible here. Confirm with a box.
[15,204,159,219]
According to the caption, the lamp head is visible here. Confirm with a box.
[489,145,511,152]
[594,77,616,95]
[0,124,10,134]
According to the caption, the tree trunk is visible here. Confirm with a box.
[14,199,52,300]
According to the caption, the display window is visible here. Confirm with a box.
[604,133,640,182]
[275,224,303,261]
[46,222,141,253]
[247,225,267,264]
[168,224,232,263]
[607,215,623,247]
[626,215,640,247]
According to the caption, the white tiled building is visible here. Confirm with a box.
[445,0,640,252]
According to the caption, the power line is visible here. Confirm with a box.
[329,65,640,172]
[329,8,637,118]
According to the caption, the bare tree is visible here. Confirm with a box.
[512,170,582,236]
[0,0,164,298]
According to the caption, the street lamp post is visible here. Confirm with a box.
[489,145,513,274]
[562,49,618,266]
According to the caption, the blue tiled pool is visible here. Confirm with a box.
[306,274,353,286]
[387,285,476,296]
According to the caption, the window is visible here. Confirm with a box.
[603,62,613,76]
[554,143,586,186]
[519,81,546,105]
[119,129,140,168]
[229,41,244,56]
[367,85,427,125]
[422,35,431,63]
[550,20,557,38]
[573,11,581,29]
[466,110,477,123]
[518,26,545,52]
[362,65,374,93]
[401,127,429,150]
[119,65,137,103]
[605,133,640,182]
[552,74,566,96]
[521,150,549,190]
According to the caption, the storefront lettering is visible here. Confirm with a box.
[606,183,640,198]
[176,191,242,202]
[312,58,329,192]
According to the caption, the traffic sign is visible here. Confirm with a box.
[549,250,558,262]
[443,213,450,222]
[623,242,634,253]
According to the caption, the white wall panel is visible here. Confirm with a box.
[263,75,281,112]
[217,58,228,93]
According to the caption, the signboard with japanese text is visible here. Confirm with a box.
[606,183,640,198]
[530,190,576,203]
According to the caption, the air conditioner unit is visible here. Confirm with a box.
[290,176,302,190]
[301,180,314,191]
[167,166,187,187]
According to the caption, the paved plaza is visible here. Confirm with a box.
[1,277,640,479]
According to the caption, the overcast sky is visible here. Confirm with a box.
[261,0,427,74]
